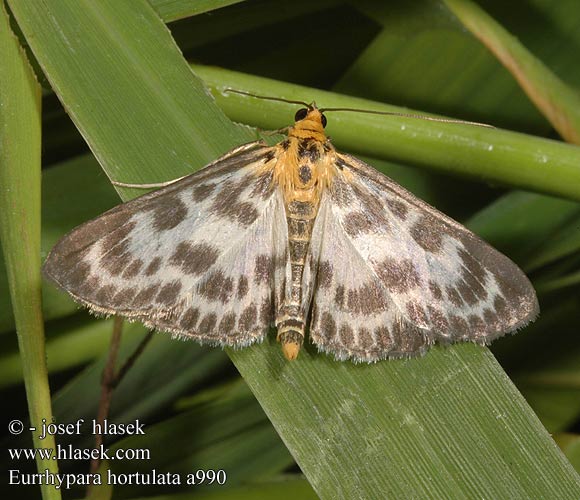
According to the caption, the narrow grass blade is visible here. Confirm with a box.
[196,65,580,202]
[0,4,60,499]
[443,0,580,144]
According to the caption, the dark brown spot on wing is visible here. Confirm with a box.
[396,322,426,353]
[339,324,355,346]
[483,308,500,331]
[317,261,333,288]
[406,301,428,325]
[410,215,443,253]
[122,258,143,279]
[446,286,464,308]
[358,328,374,352]
[133,284,160,307]
[113,287,137,304]
[236,202,260,226]
[57,211,134,266]
[343,211,375,238]
[254,255,272,284]
[199,313,217,334]
[199,270,234,303]
[77,274,100,297]
[251,171,275,199]
[211,177,259,226]
[260,298,273,324]
[386,199,408,220]
[67,261,91,287]
[458,247,486,282]
[390,320,403,349]
[219,312,236,335]
[334,285,345,308]
[192,183,216,202]
[429,281,443,300]
[96,284,116,303]
[157,280,182,306]
[330,175,354,208]
[102,220,136,250]
[350,182,389,230]
[346,282,388,314]
[101,240,132,276]
[376,258,420,293]
[152,195,188,231]
[239,303,258,331]
[457,279,478,306]
[170,242,219,276]
[145,256,162,276]
[449,315,469,339]
[461,267,488,302]
[375,326,392,349]
[468,315,487,337]
[494,295,508,319]
[180,308,200,329]
[237,275,249,299]
[320,312,337,341]
[427,306,449,331]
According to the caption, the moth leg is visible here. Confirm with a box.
[111,140,269,189]
[112,175,188,189]
[259,126,290,137]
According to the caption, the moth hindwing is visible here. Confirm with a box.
[43,105,538,362]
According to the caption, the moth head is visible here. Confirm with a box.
[294,105,328,129]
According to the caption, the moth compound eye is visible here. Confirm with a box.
[321,114,327,128]
[294,108,308,121]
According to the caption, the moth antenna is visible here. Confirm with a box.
[223,88,311,108]
[318,107,494,129]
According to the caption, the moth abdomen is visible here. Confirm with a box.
[276,317,305,361]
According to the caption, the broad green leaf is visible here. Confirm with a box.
[150,0,246,22]
[127,476,317,500]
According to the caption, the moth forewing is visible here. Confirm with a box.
[43,103,538,362]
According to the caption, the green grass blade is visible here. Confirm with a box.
[443,0,580,144]
[0,4,60,500]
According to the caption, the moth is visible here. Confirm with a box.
[43,97,539,362]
